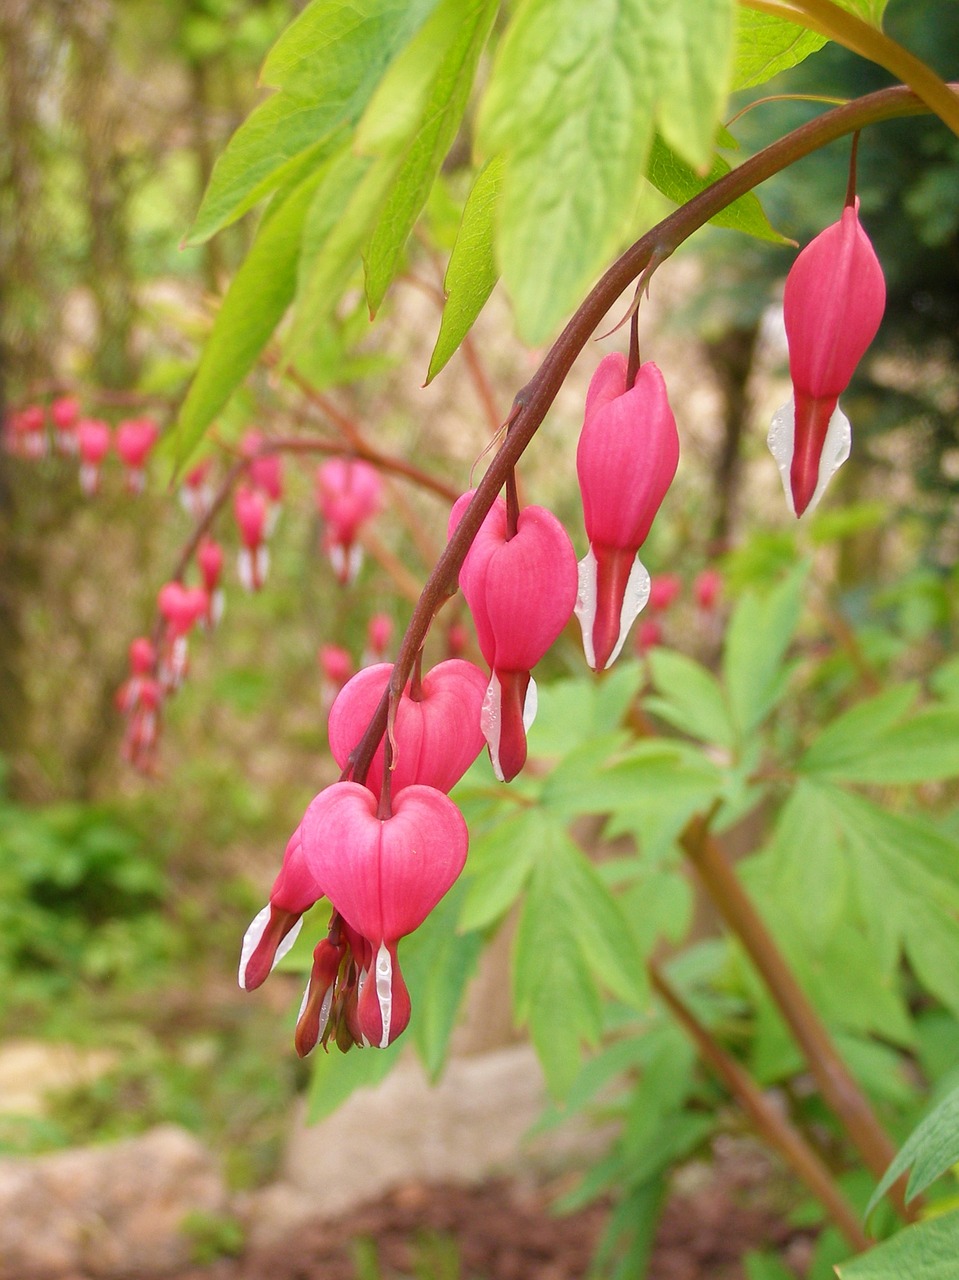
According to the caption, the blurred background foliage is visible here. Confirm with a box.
[1,5,959,1269]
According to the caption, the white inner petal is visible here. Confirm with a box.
[238,904,270,989]
[374,942,393,1049]
[574,549,599,669]
[767,399,851,518]
[237,907,302,990]
[574,549,651,670]
[480,673,504,783]
[523,676,538,732]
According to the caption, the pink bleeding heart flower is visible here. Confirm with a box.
[51,396,80,453]
[116,417,159,492]
[11,405,47,459]
[635,618,663,653]
[315,459,383,584]
[319,644,353,704]
[116,636,156,714]
[157,581,206,691]
[768,198,885,518]
[449,491,578,783]
[180,458,214,521]
[197,536,225,627]
[328,659,488,800]
[234,485,269,591]
[575,353,679,671]
[121,675,162,773]
[300,781,468,1047]
[648,573,682,613]
[363,613,393,664]
[694,567,722,612]
[238,824,323,992]
[77,419,112,495]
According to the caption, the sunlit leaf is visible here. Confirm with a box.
[427,156,503,382]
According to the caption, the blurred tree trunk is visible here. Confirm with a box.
[0,1,49,789]
[703,323,761,550]
[67,0,139,390]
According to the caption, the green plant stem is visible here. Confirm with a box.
[741,0,959,138]
[678,813,911,1219]
[347,83,955,785]
[649,959,871,1252]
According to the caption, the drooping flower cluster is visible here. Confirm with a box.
[4,398,161,494]
[768,198,885,518]
[239,656,485,1052]
[315,458,384,584]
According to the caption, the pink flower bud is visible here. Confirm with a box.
[365,613,393,661]
[129,636,155,675]
[77,419,111,494]
[449,491,578,782]
[315,459,383,584]
[694,567,722,612]
[234,485,269,591]
[319,644,353,691]
[243,431,284,504]
[575,354,679,671]
[635,619,663,653]
[328,659,487,799]
[12,405,47,458]
[648,574,682,613]
[197,536,224,592]
[180,459,214,521]
[116,417,159,491]
[768,200,885,517]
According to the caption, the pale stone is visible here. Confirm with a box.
[0,1125,229,1279]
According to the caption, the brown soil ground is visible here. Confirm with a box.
[172,1148,808,1280]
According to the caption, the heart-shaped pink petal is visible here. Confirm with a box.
[300,782,468,945]
[328,660,487,797]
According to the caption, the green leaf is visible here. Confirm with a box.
[744,1252,797,1280]
[732,8,826,92]
[175,169,324,466]
[904,902,959,1023]
[427,156,503,382]
[283,146,398,366]
[478,0,734,343]
[837,1211,959,1280]
[187,0,438,243]
[867,1084,959,1217]
[722,563,807,739]
[403,883,483,1079]
[645,135,789,245]
[766,782,849,949]
[306,1033,403,1122]
[512,823,605,1097]
[802,705,959,785]
[645,649,735,748]
[799,684,918,778]
[458,807,539,931]
[361,0,498,317]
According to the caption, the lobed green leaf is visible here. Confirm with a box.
[175,169,324,467]
[478,0,730,342]
[837,1210,959,1279]
[646,135,790,244]
[187,0,438,244]
[732,8,827,91]
[427,156,503,382]
[866,1083,959,1218]
[362,0,498,317]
